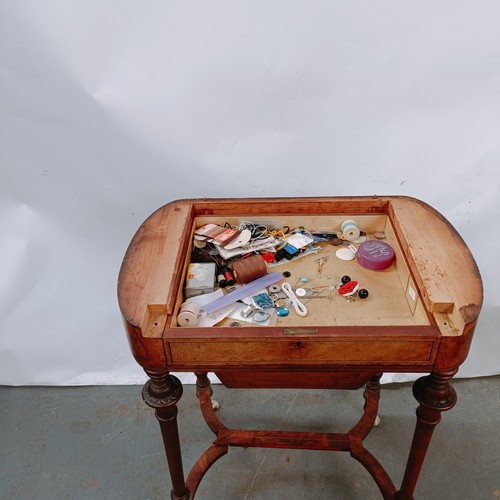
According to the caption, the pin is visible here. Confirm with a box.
[303,288,333,303]
[304,295,333,302]
[292,277,309,289]
[314,256,328,276]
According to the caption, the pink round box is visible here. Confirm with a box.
[357,240,395,271]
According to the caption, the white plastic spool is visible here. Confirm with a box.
[341,219,361,242]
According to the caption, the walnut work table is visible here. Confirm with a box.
[117,196,482,500]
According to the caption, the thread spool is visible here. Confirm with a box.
[232,255,267,284]
[177,301,200,327]
[341,219,361,242]
[217,269,227,288]
[222,267,235,286]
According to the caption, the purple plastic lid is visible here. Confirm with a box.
[357,240,395,271]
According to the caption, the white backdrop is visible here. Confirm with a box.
[1,1,499,385]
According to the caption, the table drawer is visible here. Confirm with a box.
[169,339,436,365]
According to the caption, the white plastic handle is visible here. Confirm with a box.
[281,283,308,317]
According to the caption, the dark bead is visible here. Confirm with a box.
[358,288,369,299]
[341,275,351,284]
[283,271,291,278]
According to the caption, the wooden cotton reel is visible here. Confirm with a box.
[177,301,200,327]
[232,255,268,284]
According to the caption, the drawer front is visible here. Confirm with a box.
[169,339,436,365]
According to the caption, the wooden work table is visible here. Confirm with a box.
[117,196,482,499]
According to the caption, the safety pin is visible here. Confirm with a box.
[314,256,328,276]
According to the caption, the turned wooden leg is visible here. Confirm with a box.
[194,372,219,410]
[194,372,212,400]
[397,369,458,500]
[194,372,225,434]
[143,368,190,500]
[362,375,382,426]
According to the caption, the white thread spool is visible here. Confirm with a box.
[177,301,200,327]
[341,219,361,242]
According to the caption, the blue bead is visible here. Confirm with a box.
[277,307,289,317]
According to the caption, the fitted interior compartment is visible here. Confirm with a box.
[171,213,430,329]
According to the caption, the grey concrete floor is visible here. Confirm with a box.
[1,376,499,500]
